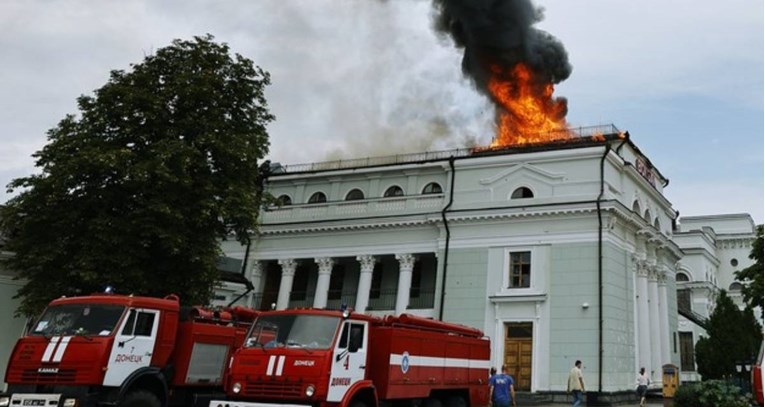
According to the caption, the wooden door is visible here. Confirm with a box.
[504,322,533,391]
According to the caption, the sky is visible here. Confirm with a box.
[1,0,763,224]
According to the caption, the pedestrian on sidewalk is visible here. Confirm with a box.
[636,367,650,407]
[489,365,516,407]
[567,360,586,407]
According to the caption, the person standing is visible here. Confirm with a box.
[489,365,516,407]
[567,360,586,407]
[636,367,650,407]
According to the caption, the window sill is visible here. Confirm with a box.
[489,292,547,303]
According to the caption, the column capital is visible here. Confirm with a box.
[395,253,416,271]
[249,260,263,279]
[278,258,297,276]
[315,257,334,274]
[356,255,377,272]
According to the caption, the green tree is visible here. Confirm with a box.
[735,224,763,312]
[695,290,762,380]
[1,35,274,316]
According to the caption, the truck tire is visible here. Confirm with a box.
[424,397,444,407]
[445,395,466,407]
[350,400,368,407]
[120,390,161,407]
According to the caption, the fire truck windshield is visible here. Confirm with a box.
[31,303,126,337]
[246,315,340,350]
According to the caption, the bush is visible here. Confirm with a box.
[673,380,750,407]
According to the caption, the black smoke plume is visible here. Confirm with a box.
[431,0,572,104]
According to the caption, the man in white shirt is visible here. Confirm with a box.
[567,360,586,407]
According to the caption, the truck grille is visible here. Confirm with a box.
[21,369,77,384]
[244,380,302,398]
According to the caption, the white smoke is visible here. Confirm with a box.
[245,0,495,163]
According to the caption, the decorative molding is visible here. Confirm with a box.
[278,258,297,276]
[356,255,377,272]
[315,257,334,274]
[478,163,565,185]
[395,253,416,272]
[489,293,548,303]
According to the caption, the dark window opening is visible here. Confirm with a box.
[290,264,309,301]
[511,187,534,199]
[345,189,365,200]
[308,192,327,204]
[276,194,292,206]
[134,312,156,337]
[384,185,404,197]
[328,265,345,300]
[422,182,442,194]
[370,263,383,299]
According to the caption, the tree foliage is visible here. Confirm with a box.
[1,35,274,316]
[695,291,762,380]
[735,224,763,312]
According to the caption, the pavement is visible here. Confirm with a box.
[527,401,668,407]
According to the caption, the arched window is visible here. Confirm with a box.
[653,218,661,230]
[422,182,443,194]
[308,192,327,204]
[675,273,690,282]
[276,194,292,206]
[729,282,743,291]
[632,200,641,214]
[643,209,651,222]
[345,189,365,201]
[383,185,404,197]
[511,187,534,199]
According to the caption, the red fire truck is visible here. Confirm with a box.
[1,293,258,407]
[209,309,491,407]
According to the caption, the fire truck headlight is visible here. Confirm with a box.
[0,396,9,407]
[232,382,242,394]
[63,399,78,407]
[305,384,315,397]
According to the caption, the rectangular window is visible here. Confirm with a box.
[370,263,383,299]
[679,332,695,371]
[290,265,309,301]
[134,312,155,337]
[508,251,531,288]
[410,261,422,298]
[328,265,345,300]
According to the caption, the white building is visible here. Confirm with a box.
[219,126,685,401]
[673,214,759,382]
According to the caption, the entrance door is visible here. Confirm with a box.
[504,322,533,391]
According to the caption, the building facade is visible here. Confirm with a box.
[219,128,684,395]
[673,214,759,382]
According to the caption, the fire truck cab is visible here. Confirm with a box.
[1,293,257,407]
[211,308,490,407]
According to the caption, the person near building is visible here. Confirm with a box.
[489,365,516,407]
[567,360,586,407]
[636,367,650,407]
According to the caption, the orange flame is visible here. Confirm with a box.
[488,63,572,147]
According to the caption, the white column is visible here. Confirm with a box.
[635,256,652,374]
[246,261,263,308]
[355,255,377,313]
[313,257,334,309]
[276,259,297,310]
[395,254,416,315]
[648,265,662,381]
[658,266,671,364]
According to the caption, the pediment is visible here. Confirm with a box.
[478,163,565,185]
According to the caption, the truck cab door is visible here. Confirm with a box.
[328,320,368,402]
[103,308,160,386]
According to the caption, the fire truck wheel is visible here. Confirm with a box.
[424,397,443,407]
[445,395,466,407]
[350,399,367,407]
[120,390,161,407]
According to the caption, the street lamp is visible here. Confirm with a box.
[736,360,753,393]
